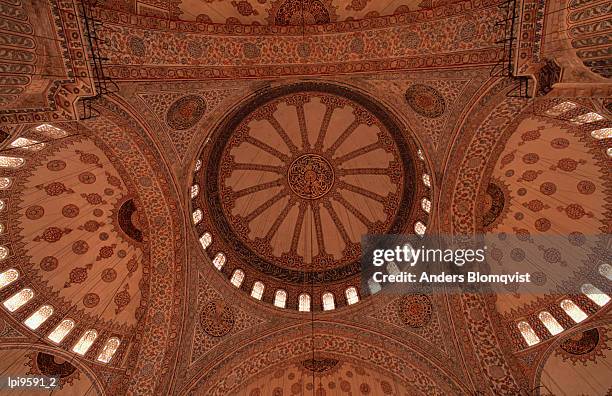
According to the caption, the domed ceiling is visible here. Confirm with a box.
[192,82,430,310]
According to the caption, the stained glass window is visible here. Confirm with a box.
[192,209,203,225]
[0,246,8,260]
[230,269,244,287]
[48,319,75,343]
[35,124,67,138]
[571,112,604,124]
[417,149,425,161]
[212,252,225,270]
[538,311,563,336]
[518,321,540,346]
[274,290,287,308]
[194,159,202,172]
[24,305,53,330]
[560,299,587,323]
[368,278,381,294]
[545,101,577,116]
[0,268,19,290]
[251,281,264,300]
[0,156,24,168]
[599,263,612,281]
[97,337,121,363]
[199,233,212,250]
[3,288,33,312]
[322,292,335,311]
[591,128,612,140]
[414,221,426,237]
[0,177,11,189]
[298,293,311,312]
[421,198,431,213]
[422,174,431,188]
[72,329,98,355]
[10,137,44,151]
[190,184,200,199]
[581,283,610,307]
[345,287,359,305]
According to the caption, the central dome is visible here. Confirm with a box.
[193,82,429,310]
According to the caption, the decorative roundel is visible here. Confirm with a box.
[404,84,446,118]
[193,82,431,311]
[559,328,600,355]
[166,95,207,130]
[397,293,432,328]
[199,300,235,337]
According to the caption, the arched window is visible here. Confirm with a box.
[3,288,34,312]
[599,263,612,280]
[545,101,576,116]
[298,293,311,312]
[199,232,212,250]
[422,174,431,188]
[322,292,335,311]
[571,112,603,125]
[421,198,431,213]
[417,149,425,161]
[24,305,53,330]
[0,156,24,168]
[0,246,8,260]
[591,128,612,140]
[517,321,540,346]
[48,319,75,343]
[581,283,610,307]
[0,177,11,189]
[35,124,67,138]
[274,290,287,308]
[192,209,203,225]
[194,159,202,172]
[414,221,426,237]
[0,224,4,234]
[190,184,200,199]
[10,137,44,151]
[608,148,612,157]
[72,329,98,355]
[212,252,225,270]
[368,278,381,294]
[97,337,121,363]
[538,311,563,336]
[251,281,264,300]
[345,287,359,305]
[230,269,244,287]
[0,199,5,211]
[0,269,19,290]
[387,261,400,275]
[560,299,587,323]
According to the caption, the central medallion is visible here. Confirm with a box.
[287,154,334,199]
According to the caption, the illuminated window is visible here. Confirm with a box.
[194,159,202,172]
[368,278,381,294]
[298,293,311,312]
[0,246,8,260]
[0,268,19,290]
[417,149,425,161]
[599,263,612,281]
[591,128,612,140]
[571,112,604,124]
[230,269,244,287]
[0,156,24,168]
[560,299,588,323]
[387,261,400,275]
[414,221,426,237]
[345,287,359,305]
[190,184,200,199]
[421,198,431,213]
[48,319,75,343]
[545,101,577,116]
[0,224,4,234]
[518,321,540,346]
[35,124,67,138]
[10,137,44,151]
[24,305,53,330]
[199,233,212,250]
[212,252,225,270]
[0,177,11,189]
[3,288,34,312]
[192,209,203,225]
[422,174,431,188]
[607,148,612,157]
[251,281,264,300]
[538,311,563,336]
[274,290,287,308]
[97,337,121,363]
[322,292,335,311]
[72,329,98,355]
[581,284,610,307]
[0,199,5,211]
